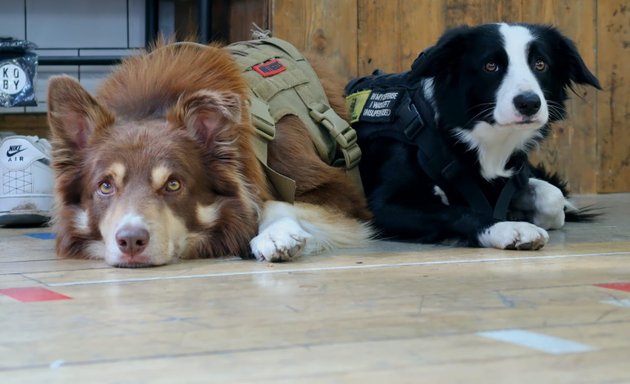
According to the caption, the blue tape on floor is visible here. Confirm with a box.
[601,299,630,308]
[478,329,596,355]
[25,232,56,240]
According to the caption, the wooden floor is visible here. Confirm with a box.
[1,194,630,383]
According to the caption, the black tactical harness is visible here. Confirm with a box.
[345,66,529,221]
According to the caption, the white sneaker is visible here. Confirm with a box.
[0,133,53,226]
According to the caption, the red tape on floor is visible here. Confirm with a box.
[595,283,630,292]
[0,287,71,302]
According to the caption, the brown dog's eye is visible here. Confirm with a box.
[534,59,547,72]
[484,62,499,72]
[164,179,182,193]
[98,181,115,196]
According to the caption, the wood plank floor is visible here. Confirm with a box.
[1,194,629,383]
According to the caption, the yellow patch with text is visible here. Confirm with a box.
[345,90,372,123]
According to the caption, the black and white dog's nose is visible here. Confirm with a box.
[513,92,541,116]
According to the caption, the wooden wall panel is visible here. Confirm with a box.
[0,114,49,138]
[357,0,523,76]
[596,0,630,193]
[271,0,358,79]
[403,0,522,67]
[357,0,401,74]
[521,0,599,194]
[227,0,270,42]
[398,1,445,72]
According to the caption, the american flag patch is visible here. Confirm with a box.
[252,59,286,77]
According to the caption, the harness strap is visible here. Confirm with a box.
[493,162,530,219]
[406,98,495,217]
[248,95,297,203]
[494,176,517,219]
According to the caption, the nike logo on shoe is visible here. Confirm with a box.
[6,145,27,158]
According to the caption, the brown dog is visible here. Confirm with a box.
[47,42,371,267]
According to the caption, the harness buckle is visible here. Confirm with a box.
[309,102,361,169]
[398,97,424,141]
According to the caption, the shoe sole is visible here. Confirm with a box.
[0,195,53,227]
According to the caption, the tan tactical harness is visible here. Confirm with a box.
[226,38,363,203]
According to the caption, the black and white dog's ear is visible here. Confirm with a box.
[410,25,471,79]
[550,28,602,90]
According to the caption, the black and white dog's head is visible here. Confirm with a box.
[412,23,601,180]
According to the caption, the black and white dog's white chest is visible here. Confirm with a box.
[346,22,601,249]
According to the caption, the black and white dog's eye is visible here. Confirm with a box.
[484,62,499,72]
[534,59,547,72]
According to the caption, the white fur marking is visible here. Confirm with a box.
[74,209,89,233]
[495,24,549,126]
[196,202,220,226]
[151,165,171,190]
[433,185,450,206]
[160,207,189,263]
[422,78,439,120]
[564,199,579,213]
[454,124,543,180]
[108,162,126,187]
[478,221,549,250]
[85,240,106,260]
[528,178,566,229]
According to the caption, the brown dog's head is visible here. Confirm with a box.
[47,75,264,267]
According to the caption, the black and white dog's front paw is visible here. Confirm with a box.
[510,178,567,230]
[529,178,566,230]
[478,221,549,250]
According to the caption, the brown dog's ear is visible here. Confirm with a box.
[168,90,242,149]
[47,75,115,150]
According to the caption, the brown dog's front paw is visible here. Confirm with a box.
[250,218,310,262]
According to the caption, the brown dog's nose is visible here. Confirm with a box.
[116,226,150,256]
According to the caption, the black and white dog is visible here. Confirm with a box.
[346,23,601,250]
